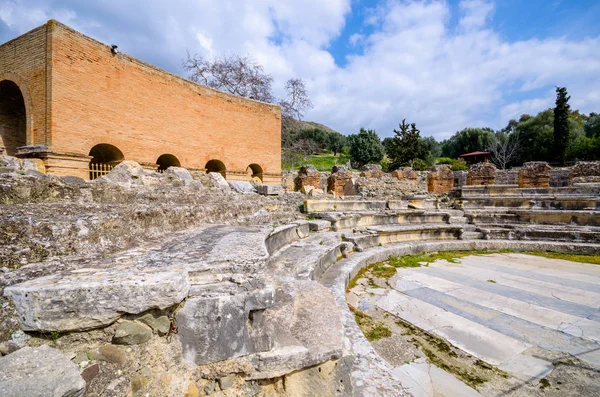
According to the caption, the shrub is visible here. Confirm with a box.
[412,158,429,171]
[450,158,468,171]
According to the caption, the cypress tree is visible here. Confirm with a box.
[553,87,571,166]
[388,119,426,170]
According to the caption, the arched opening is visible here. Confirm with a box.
[156,154,181,172]
[0,80,27,156]
[88,143,124,179]
[205,159,226,178]
[246,163,263,183]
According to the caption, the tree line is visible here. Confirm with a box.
[182,53,599,171]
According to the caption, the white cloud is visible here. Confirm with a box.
[1,0,599,140]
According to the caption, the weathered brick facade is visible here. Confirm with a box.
[0,21,282,183]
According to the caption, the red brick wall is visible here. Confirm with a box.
[46,21,281,175]
[0,24,49,149]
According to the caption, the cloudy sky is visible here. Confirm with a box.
[1,0,599,140]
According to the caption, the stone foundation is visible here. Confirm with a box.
[570,161,600,184]
[327,166,355,196]
[466,162,496,185]
[294,165,321,192]
[519,161,551,188]
[427,165,454,194]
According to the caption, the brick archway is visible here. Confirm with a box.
[246,163,263,182]
[157,153,181,172]
[0,73,34,150]
[205,159,226,178]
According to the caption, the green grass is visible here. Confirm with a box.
[350,307,392,341]
[525,251,600,265]
[283,152,351,172]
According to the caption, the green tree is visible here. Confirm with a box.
[553,86,571,166]
[327,132,347,156]
[347,128,385,168]
[584,113,600,138]
[387,119,427,170]
[440,127,495,158]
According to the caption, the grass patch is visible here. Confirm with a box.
[346,267,368,292]
[350,306,392,341]
[284,152,351,172]
[525,251,600,265]
[371,264,397,279]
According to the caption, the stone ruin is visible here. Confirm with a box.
[359,164,385,178]
[427,165,454,194]
[466,162,496,185]
[518,161,551,188]
[1,154,600,397]
[294,164,320,192]
[327,165,355,196]
[391,167,418,184]
[570,161,600,184]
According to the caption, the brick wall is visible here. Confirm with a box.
[48,21,281,176]
[0,24,49,150]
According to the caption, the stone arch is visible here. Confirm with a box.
[88,143,124,179]
[0,80,27,155]
[156,153,181,172]
[205,159,226,178]
[246,163,263,183]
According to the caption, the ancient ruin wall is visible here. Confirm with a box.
[0,24,49,148]
[47,21,281,177]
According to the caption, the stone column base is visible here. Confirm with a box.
[22,150,93,179]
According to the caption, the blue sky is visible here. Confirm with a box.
[1,0,599,140]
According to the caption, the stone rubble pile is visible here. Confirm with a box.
[427,165,454,194]
[294,165,320,192]
[518,161,551,188]
[466,162,497,185]
[327,165,355,196]
[570,161,600,184]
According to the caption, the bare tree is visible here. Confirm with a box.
[488,128,521,169]
[279,78,313,120]
[182,52,275,103]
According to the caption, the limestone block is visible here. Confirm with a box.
[569,161,600,184]
[518,162,551,188]
[177,286,275,365]
[165,166,193,184]
[137,313,171,335]
[256,184,283,196]
[391,167,418,183]
[208,172,231,191]
[4,267,189,332]
[0,345,85,397]
[301,185,314,195]
[308,220,332,232]
[427,165,454,194]
[294,165,321,192]
[466,162,497,185]
[21,158,46,173]
[327,166,355,196]
[228,181,257,194]
[359,164,385,178]
[113,321,153,345]
[309,188,325,197]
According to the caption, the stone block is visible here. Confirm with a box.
[228,180,257,194]
[177,286,275,365]
[256,184,283,196]
[519,162,551,188]
[208,172,231,191]
[295,165,321,192]
[97,344,127,365]
[165,166,194,184]
[391,167,418,183]
[327,166,355,196]
[301,185,314,195]
[570,161,600,184]
[0,345,85,397]
[359,164,384,178]
[308,220,332,232]
[113,321,153,345]
[427,165,454,194]
[137,313,171,336]
[466,162,496,185]
[4,267,189,332]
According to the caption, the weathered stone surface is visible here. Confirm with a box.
[519,161,551,188]
[570,161,600,184]
[137,313,171,336]
[0,345,85,397]
[165,166,194,184]
[294,165,321,192]
[98,160,159,188]
[309,188,325,197]
[466,162,496,185]
[218,374,236,390]
[113,321,153,345]
[177,285,276,365]
[228,180,257,194]
[97,344,127,365]
[308,219,331,232]
[81,363,100,383]
[4,267,189,331]
[208,172,231,191]
[327,166,355,196]
[359,164,385,178]
[356,174,424,198]
[391,167,418,183]
[0,341,20,356]
[427,165,454,194]
[256,184,283,196]
[300,185,314,195]
[60,175,87,185]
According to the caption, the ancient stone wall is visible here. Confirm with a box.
[570,162,600,184]
[327,166,355,196]
[496,169,519,185]
[518,162,551,188]
[453,171,467,189]
[391,167,418,184]
[427,165,454,194]
[466,163,496,185]
[549,168,571,187]
[359,164,384,178]
[294,165,320,191]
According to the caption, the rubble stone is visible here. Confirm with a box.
[113,321,153,345]
[570,161,600,184]
[165,166,194,185]
[97,344,127,365]
[327,166,355,196]
[228,181,256,194]
[137,313,171,336]
[391,167,418,183]
[0,345,85,397]
[256,184,283,196]
[519,161,551,188]
[466,162,497,185]
[427,165,454,194]
[294,165,321,192]
[359,164,385,178]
